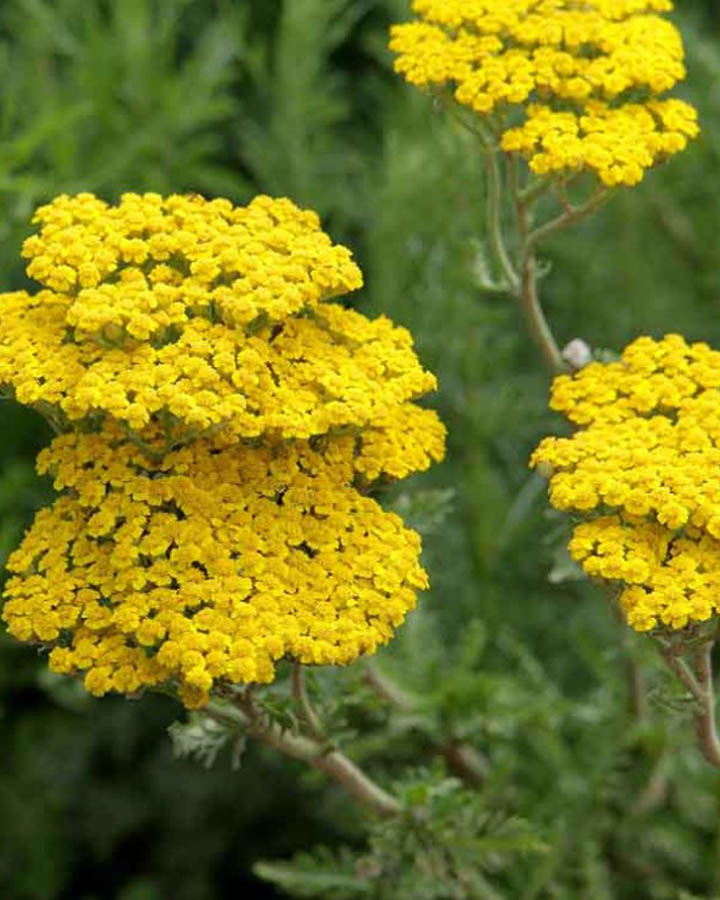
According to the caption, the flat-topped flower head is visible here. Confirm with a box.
[1,193,446,707]
[22,192,362,339]
[533,335,720,632]
[0,291,441,460]
[0,193,444,474]
[390,0,698,185]
[4,429,429,708]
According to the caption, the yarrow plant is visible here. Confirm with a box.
[390,0,699,373]
[0,191,447,810]
[532,333,720,633]
[388,0,720,776]
[0,1,715,894]
[390,0,698,187]
[531,335,720,766]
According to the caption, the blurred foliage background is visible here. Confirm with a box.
[0,1,718,897]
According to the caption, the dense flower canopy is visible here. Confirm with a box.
[0,193,445,706]
[2,193,443,465]
[390,0,698,185]
[532,335,720,631]
[5,430,427,708]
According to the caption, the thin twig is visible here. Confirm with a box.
[517,175,554,206]
[658,643,704,703]
[482,145,520,292]
[518,250,564,374]
[658,639,720,770]
[508,163,564,374]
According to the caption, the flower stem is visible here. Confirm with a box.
[517,249,564,374]
[658,643,703,702]
[291,663,324,741]
[508,159,564,374]
[207,693,401,817]
[482,143,520,292]
[253,719,402,817]
[691,641,720,769]
[442,97,518,292]
[658,639,720,770]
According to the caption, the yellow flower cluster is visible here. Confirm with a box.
[532,335,720,631]
[5,430,426,708]
[1,193,445,706]
[23,192,360,333]
[0,193,444,472]
[390,0,698,185]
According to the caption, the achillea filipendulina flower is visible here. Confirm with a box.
[532,334,720,631]
[1,193,446,707]
[5,429,426,708]
[2,194,442,461]
[390,1,698,185]
[22,192,361,329]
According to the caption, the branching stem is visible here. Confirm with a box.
[206,692,401,817]
[508,157,564,374]
[442,98,518,292]
[659,639,720,770]
[526,188,612,250]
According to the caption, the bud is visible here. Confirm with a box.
[562,338,592,370]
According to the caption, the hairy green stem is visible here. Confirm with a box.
[658,643,703,702]
[517,175,554,206]
[517,250,564,374]
[507,160,564,374]
[442,97,518,292]
[482,144,520,292]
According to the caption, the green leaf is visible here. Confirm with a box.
[254,849,370,899]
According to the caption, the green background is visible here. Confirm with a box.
[0,1,718,897]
